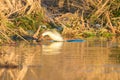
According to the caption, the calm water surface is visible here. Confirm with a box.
[0,37,120,80]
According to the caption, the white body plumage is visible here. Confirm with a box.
[42,30,64,41]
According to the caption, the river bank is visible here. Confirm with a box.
[0,0,120,43]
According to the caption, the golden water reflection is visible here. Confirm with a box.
[0,37,120,80]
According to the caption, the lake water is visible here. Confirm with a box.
[0,37,120,80]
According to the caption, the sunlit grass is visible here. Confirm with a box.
[0,0,119,43]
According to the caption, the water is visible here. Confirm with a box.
[0,37,120,80]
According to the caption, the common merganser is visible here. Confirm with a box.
[41,30,64,41]
[41,29,85,42]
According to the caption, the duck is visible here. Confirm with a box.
[41,29,85,42]
[41,29,64,42]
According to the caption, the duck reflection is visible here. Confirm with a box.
[42,42,63,55]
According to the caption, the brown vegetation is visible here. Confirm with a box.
[0,0,120,43]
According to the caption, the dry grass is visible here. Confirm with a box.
[0,0,120,43]
[0,0,44,43]
[50,0,120,38]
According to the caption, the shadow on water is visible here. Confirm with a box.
[0,37,120,80]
